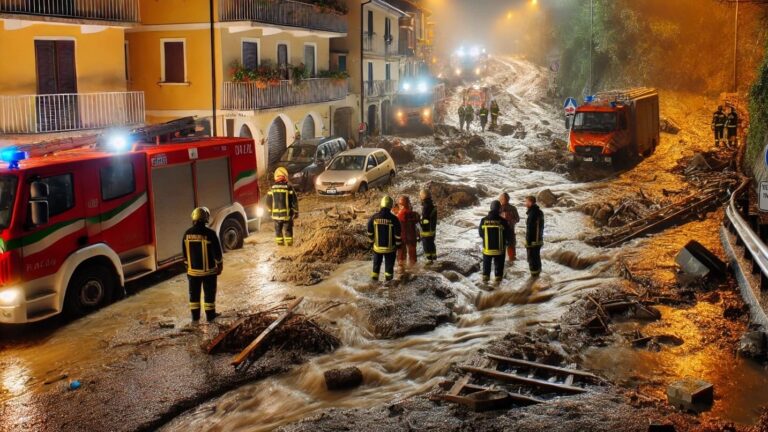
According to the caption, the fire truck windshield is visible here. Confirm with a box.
[573,112,617,132]
[0,175,17,229]
[395,94,432,107]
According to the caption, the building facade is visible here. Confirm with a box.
[0,1,144,139]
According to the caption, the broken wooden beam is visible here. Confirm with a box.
[486,354,601,382]
[206,317,248,354]
[231,297,304,367]
[459,365,588,394]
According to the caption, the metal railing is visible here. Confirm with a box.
[222,78,348,111]
[0,0,139,22]
[0,91,145,134]
[219,0,348,33]
[363,80,398,98]
[363,34,399,57]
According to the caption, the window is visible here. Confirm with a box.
[304,44,316,77]
[316,145,330,162]
[40,174,74,217]
[367,10,373,35]
[375,152,389,164]
[338,55,347,73]
[161,40,185,83]
[124,41,130,81]
[385,63,391,81]
[277,43,289,79]
[100,160,135,200]
[366,155,378,170]
[242,40,259,70]
[384,18,392,43]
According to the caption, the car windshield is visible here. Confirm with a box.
[280,145,316,163]
[0,175,17,230]
[572,112,617,132]
[328,155,366,171]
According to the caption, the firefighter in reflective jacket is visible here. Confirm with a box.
[711,105,726,145]
[266,167,299,246]
[479,200,512,283]
[490,100,500,130]
[367,195,402,281]
[525,195,545,277]
[458,105,466,131]
[183,207,223,322]
[419,189,438,264]
[479,106,489,132]
[725,107,739,147]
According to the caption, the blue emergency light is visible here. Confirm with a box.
[0,149,27,169]
[584,95,596,103]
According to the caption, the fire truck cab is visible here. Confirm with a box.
[0,124,260,323]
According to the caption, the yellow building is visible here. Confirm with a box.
[127,0,358,176]
[0,1,144,138]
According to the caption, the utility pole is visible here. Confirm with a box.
[209,0,217,136]
[733,0,739,92]
[588,0,593,95]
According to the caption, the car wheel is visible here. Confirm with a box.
[357,182,368,193]
[64,265,115,318]
[220,217,245,251]
[387,171,396,186]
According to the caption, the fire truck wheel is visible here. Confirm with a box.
[220,218,245,251]
[64,265,115,317]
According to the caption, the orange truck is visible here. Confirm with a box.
[568,88,660,165]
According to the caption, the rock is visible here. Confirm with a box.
[594,206,614,225]
[434,124,460,137]
[648,420,676,432]
[667,378,713,412]
[324,367,364,391]
[467,135,486,148]
[684,153,712,174]
[737,331,766,359]
[536,189,558,208]
[660,117,681,134]
[448,191,476,208]
[499,123,516,136]
[389,145,415,165]
[433,249,481,276]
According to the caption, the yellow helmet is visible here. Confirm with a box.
[380,195,393,209]
[191,207,210,223]
[274,167,289,181]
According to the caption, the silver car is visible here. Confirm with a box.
[315,148,396,195]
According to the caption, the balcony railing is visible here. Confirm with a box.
[222,78,349,111]
[0,91,145,134]
[219,0,347,33]
[363,34,399,57]
[0,0,139,23]
[364,80,398,98]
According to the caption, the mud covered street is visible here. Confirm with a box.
[1,57,767,432]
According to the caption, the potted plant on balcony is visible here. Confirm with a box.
[319,70,349,85]
[291,63,310,86]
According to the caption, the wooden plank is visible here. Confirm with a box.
[442,390,541,410]
[231,297,304,366]
[206,317,248,354]
[448,375,471,396]
[460,365,588,394]
[486,354,601,381]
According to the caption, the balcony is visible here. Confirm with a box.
[363,34,400,58]
[0,91,145,134]
[0,0,139,24]
[222,78,349,111]
[219,0,347,34]
[364,80,398,98]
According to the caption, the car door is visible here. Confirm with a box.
[365,154,379,185]
[375,151,390,181]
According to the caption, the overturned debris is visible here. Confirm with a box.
[584,295,661,334]
[667,378,714,413]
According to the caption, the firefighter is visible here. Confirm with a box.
[464,104,475,132]
[726,107,739,147]
[419,189,438,264]
[525,195,545,277]
[479,105,489,132]
[266,167,299,246]
[367,195,402,282]
[396,195,420,266]
[711,105,726,146]
[183,207,223,322]
[499,192,520,261]
[479,200,512,283]
[490,100,500,131]
[458,104,466,131]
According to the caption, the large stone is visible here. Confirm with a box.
[660,117,681,134]
[324,366,364,391]
[499,124,516,136]
[737,330,766,359]
[389,145,415,165]
[537,189,558,208]
[667,378,713,412]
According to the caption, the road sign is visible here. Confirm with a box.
[761,182,768,212]
[563,97,578,116]
[764,144,768,167]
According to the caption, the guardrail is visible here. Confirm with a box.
[222,78,348,111]
[725,178,768,287]
[0,91,145,134]
[0,0,139,23]
[219,0,348,33]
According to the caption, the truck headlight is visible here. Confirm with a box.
[475,68,481,75]
[0,288,21,306]
[255,206,265,218]
[422,108,431,117]
[455,69,462,76]
[396,110,404,118]
[345,178,358,186]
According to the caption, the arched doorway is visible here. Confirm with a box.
[301,114,316,140]
[367,104,378,136]
[381,100,392,135]
[333,107,353,140]
[267,117,287,169]
[239,124,253,138]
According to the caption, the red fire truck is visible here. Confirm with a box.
[0,118,260,323]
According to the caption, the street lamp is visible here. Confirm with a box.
[733,0,739,92]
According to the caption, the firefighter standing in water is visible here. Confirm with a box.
[183,207,223,322]
[458,104,466,131]
[368,195,402,282]
[479,200,512,283]
[725,106,739,147]
[479,105,489,132]
[464,104,475,132]
[525,195,545,277]
[490,100,500,131]
[266,167,299,246]
[396,195,420,267]
[499,192,520,261]
[419,189,438,264]
[711,105,727,146]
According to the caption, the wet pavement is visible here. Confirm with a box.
[1,57,766,432]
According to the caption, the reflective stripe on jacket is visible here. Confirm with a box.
[266,182,299,221]
[182,224,223,277]
[479,214,511,256]
[525,204,545,247]
[420,198,438,237]
[367,209,402,254]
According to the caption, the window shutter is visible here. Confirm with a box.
[164,42,185,83]
[55,40,77,93]
[243,41,258,70]
[35,41,57,95]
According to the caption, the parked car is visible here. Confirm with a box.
[276,137,348,191]
[315,148,396,196]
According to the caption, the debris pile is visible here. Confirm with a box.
[582,294,661,335]
[296,220,370,264]
[660,117,681,134]
[579,190,666,227]
[432,133,500,164]
[522,139,570,174]
[424,181,486,211]
[367,136,416,165]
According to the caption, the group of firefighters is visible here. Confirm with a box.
[711,104,739,147]
[458,100,501,132]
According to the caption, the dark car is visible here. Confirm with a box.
[277,137,348,191]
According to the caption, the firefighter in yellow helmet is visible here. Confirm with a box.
[266,167,299,246]
[183,207,223,321]
[367,195,402,281]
